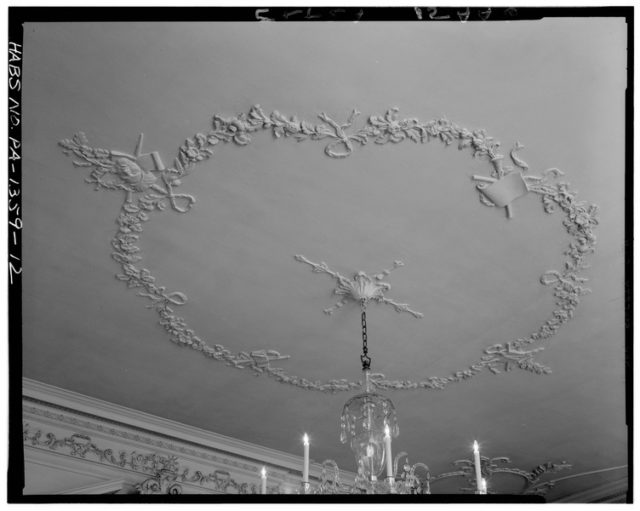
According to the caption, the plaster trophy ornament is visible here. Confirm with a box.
[293,255,423,318]
[471,141,564,219]
[59,105,598,393]
[59,132,194,212]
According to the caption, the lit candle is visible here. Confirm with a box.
[261,466,267,495]
[473,441,482,493]
[480,478,487,495]
[302,434,309,484]
[384,425,393,480]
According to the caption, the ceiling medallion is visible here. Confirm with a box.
[293,255,423,318]
[58,105,598,393]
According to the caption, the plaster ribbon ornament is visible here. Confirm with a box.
[59,105,599,393]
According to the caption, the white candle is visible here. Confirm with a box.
[473,440,482,493]
[303,433,310,484]
[261,466,267,495]
[480,478,487,495]
[366,444,375,481]
[384,425,393,479]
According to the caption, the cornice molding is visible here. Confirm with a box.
[551,476,629,503]
[23,378,353,486]
[51,479,126,495]
[23,423,268,494]
[59,105,599,392]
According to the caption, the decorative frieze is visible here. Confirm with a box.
[22,400,297,484]
[23,421,289,495]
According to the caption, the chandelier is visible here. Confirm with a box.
[296,298,487,495]
[254,257,573,496]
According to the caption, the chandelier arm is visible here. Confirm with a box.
[393,451,409,477]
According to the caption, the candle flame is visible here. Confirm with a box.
[303,433,309,445]
[384,424,390,437]
[261,466,266,477]
[473,440,479,453]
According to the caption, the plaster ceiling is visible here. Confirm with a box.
[21,18,628,499]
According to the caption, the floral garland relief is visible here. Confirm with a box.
[59,106,598,392]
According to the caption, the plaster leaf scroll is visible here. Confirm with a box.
[430,452,572,497]
[138,467,280,494]
[60,106,598,394]
[137,470,183,494]
[294,254,423,319]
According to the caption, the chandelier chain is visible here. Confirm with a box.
[360,301,371,371]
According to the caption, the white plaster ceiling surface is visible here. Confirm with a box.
[22,19,627,499]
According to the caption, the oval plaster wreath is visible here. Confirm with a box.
[59,105,598,392]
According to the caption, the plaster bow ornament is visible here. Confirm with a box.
[59,132,195,213]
